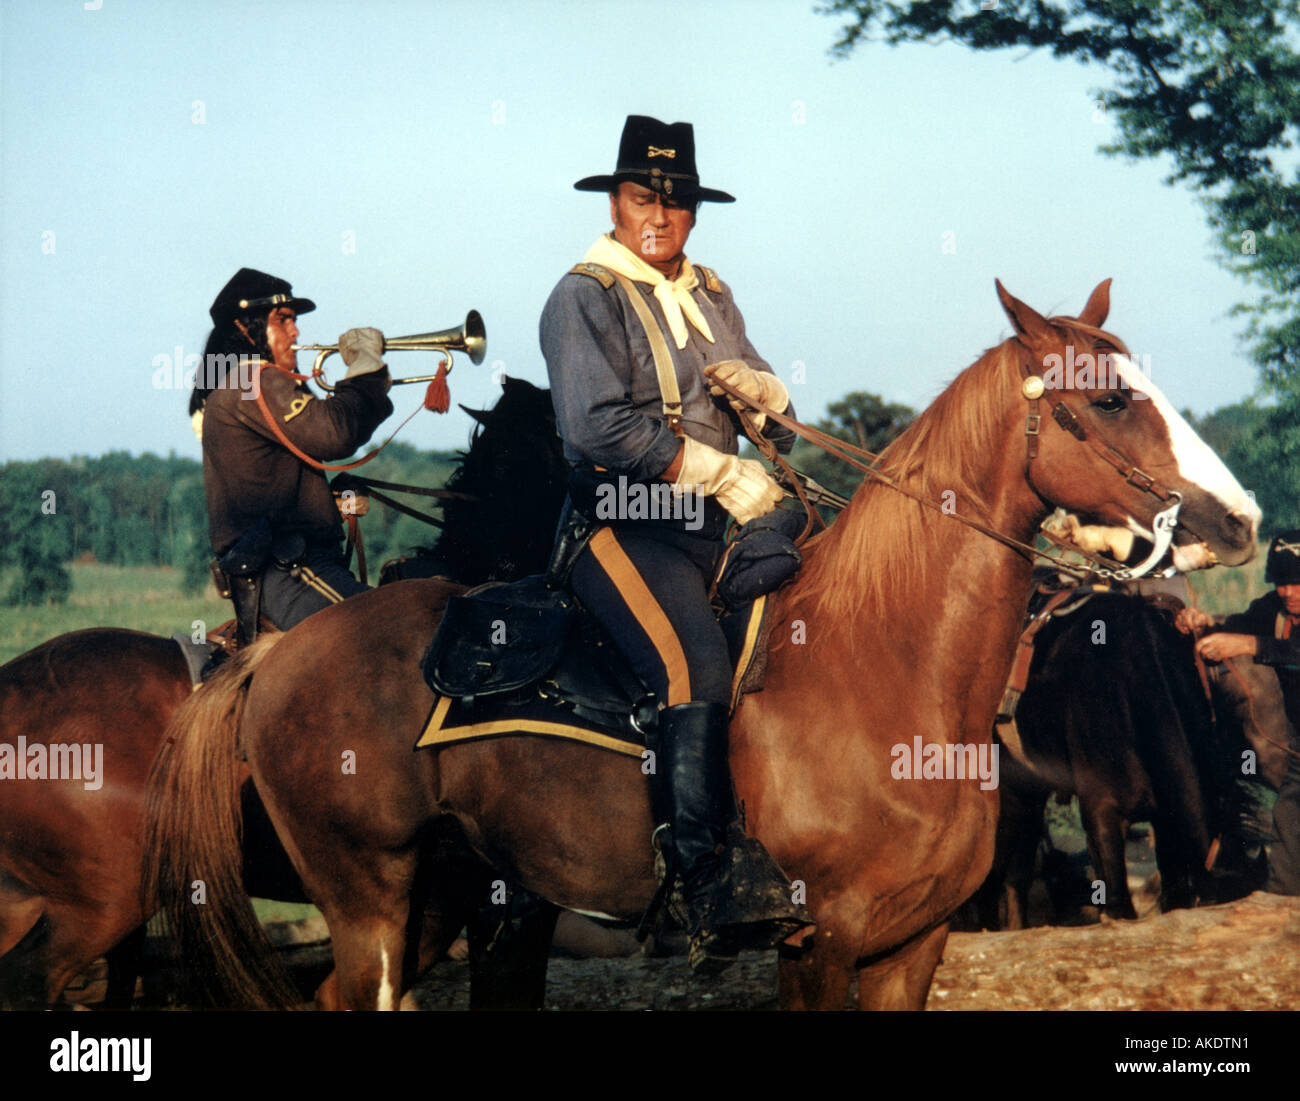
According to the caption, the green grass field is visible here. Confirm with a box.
[0,562,232,666]
[1187,542,1271,616]
[0,561,324,923]
[1,544,1276,668]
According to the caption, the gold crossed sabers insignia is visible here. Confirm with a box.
[647,145,676,158]
[1276,538,1300,555]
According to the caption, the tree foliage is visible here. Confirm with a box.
[821,0,1300,389]
[790,389,916,504]
[1190,396,1300,536]
[0,445,460,605]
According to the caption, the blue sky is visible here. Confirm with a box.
[0,0,1263,463]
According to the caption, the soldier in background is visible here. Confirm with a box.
[191,268,392,642]
[1177,530,1300,894]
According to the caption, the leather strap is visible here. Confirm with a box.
[611,272,685,438]
[995,586,1097,723]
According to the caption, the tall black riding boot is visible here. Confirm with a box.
[655,701,815,975]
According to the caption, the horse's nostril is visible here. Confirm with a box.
[1225,509,1255,540]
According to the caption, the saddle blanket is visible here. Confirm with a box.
[415,594,771,758]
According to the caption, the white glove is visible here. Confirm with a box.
[704,360,789,432]
[338,327,386,380]
[1047,512,1135,561]
[674,435,783,526]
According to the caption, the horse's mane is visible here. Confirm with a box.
[422,376,568,584]
[785,316,1129,628]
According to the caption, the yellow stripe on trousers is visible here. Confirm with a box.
[588,527,691,706]
[297,566,345,604]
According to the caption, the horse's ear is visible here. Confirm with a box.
[1077,279,1112,328]
[995,279,1057,349]
[459,405,494,427]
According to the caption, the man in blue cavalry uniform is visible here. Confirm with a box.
[1177,530,1300,895]
[192,268,393,643]
[540,115,814,971]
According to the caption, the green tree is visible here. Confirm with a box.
[1192,395,1300,535]
[0,465,73,605]
[821,1,1300,391]
[791,390,915,504]
[169,472,212,594]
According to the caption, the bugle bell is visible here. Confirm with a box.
[294,310,486,391]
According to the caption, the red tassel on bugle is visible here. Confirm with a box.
[424,362,451,413]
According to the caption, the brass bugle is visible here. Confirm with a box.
[294,310,486,391]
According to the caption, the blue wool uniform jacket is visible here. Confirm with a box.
[539,265,796,485]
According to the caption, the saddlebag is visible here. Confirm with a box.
[423,576,578,701]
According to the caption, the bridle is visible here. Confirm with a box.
[1015,347,1189,581]
[710,342,1196,583]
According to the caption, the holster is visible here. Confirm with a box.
[229,575,263,648]
[217,518,273,648]
[545,496,598,590]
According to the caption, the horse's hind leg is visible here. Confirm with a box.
[466,889,560,1011]
[855,922,950,1011]
[1079,797,1138,920]
[311,848,424,1011]
[326,910,410,1011]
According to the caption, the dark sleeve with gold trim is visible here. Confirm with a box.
[232,369,393,461]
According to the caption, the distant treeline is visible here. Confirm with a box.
[0,443,460,604]
[1188,400,1299,538]
[0,390,1290,607]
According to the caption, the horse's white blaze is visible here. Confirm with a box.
[1112,355,1260,522]
[377,944,395,1011]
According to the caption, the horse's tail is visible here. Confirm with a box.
[141,633,300,1009]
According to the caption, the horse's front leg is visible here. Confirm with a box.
[777,928,857,1011]
[855,921,950,1011]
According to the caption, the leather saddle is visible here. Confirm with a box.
[420,575,769,753]
[423,575,658,744]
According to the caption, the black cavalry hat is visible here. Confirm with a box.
[574,114,735,203]
[209,268,317,326]
[1265,529,1300,585]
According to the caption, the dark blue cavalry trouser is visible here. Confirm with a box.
[259,545,369,631]
[569,524,732,708]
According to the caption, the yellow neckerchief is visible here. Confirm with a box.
[583,234,714,349]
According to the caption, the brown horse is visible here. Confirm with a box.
[145,280,1260,1010]
[0,380,562,1009]
[0,629,191,1007]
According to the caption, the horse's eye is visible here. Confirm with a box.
[1093,393,1126,414]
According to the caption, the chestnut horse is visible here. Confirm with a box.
[1,379,561,1009]
[0,629,192,1007]
[145,280,1260,1010]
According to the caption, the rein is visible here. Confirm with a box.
[710,373,1180,582]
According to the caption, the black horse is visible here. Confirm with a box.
[971,588,1269,929]
[381,376,569,586]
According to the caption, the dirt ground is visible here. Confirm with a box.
[57,826,1240,1013]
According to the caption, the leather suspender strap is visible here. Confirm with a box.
[611,272,685,438]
